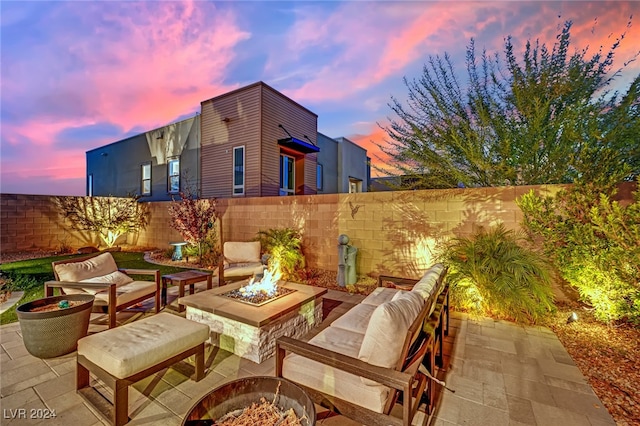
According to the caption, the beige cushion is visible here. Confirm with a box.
[224,241,261,263]
[223,262,265,278]
[54,252,118,282]
[411,269,441,300]
[282,327,390,413]
[79,271,134,295]
[92,280,157,307]
[358,296,423,370]
[77,313,209,378]
[330,303,376,335]
[360,287,400,306]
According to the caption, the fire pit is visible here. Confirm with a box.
[179,280,327,363]
[220,262,296,306]
[182,376,315,426]
[221,287,296,307]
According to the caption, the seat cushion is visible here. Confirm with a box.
[330,303,376,335]
[223,262,265,278]
[54,252,118,282]
[224,241,261,263]
[282,327,390,413]
[79,271,134,295]
[360,287,401,306]
[77,313,210,378]
[93,280,157,307]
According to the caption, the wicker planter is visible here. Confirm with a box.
[17,294,94,358]
[182,376,315,426]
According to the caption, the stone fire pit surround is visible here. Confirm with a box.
[179,281,327,363]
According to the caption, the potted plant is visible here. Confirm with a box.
[17,294,94,358]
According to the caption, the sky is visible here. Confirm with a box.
[1,1,639,196]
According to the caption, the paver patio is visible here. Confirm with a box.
[0,287,615,425]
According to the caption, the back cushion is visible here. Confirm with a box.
[358,295,424,371]
[79,271,134,294]
[411,266,442,300]
[224,241,261,263]
[54,252,118,282]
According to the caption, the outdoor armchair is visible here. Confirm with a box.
[45,252,160,328]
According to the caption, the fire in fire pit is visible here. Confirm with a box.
[221,261,296,307]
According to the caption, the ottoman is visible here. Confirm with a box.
[76,313,210,425]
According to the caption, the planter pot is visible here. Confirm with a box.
[182,376,315,426]
[17,294,94,358]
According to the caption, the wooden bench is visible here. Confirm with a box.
[76,313,210,425]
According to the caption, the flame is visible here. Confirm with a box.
[239,260,282,298]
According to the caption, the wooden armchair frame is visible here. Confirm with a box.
[45,254,161,329]
[276,270,448,426]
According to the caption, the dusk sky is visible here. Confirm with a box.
[2,1,639,196]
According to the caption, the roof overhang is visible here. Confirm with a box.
[277,137,320,154]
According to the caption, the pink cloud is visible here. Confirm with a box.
[281,2,639,103]
[348,123,394,177]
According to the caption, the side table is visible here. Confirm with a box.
[161,270,213,312]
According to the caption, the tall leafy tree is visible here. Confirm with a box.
[378,20,639,189]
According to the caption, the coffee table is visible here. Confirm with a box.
[161,270,213,312]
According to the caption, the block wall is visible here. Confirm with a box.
[2,182,635,278]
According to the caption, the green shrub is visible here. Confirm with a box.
[256,228,305,281]
[518,185,640,324]
[443,224,555,324]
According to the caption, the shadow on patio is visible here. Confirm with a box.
[0,289,615,426]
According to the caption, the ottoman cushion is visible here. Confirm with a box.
[77,313,209,378]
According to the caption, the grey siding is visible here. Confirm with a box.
[316,133,339,193]
[200,84,262,199]
[86,116,199,201]
[335,137,369,192]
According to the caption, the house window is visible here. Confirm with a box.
[168,157,180,193]
[141,163,151,195]
[349,177,362,193]
[280,154,295,196]
[87,174,93,197]
[233,146,245,195]
[317,163,323,191]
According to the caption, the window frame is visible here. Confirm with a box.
[316,163,323,191]
[233,146,245,196]
[349,177,362,193]
[167,156,180,194]
[141,162,152,196]
[87,174,93,197]
[280,153,296,196]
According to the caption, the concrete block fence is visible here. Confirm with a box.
[2,183,634,277]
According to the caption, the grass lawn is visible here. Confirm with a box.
[0,252,196,325]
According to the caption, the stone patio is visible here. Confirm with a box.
[0,287,616,425]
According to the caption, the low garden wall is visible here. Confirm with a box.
[1,182,635,278]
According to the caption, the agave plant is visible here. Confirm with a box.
[256,228,305,280]
[443,224,555,324]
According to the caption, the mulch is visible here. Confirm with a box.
[546,301,640,426]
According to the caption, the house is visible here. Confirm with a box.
[316,133,369,193]
[86,82,369,200]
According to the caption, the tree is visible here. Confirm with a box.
[378,20,639,189]
[55,195,149,248]
[167,187,219,265]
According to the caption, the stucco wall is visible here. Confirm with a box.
[2,183,635,278]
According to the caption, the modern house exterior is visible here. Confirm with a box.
[86,116,200,201]
[86,82,368,200]
[316,133,369,194]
